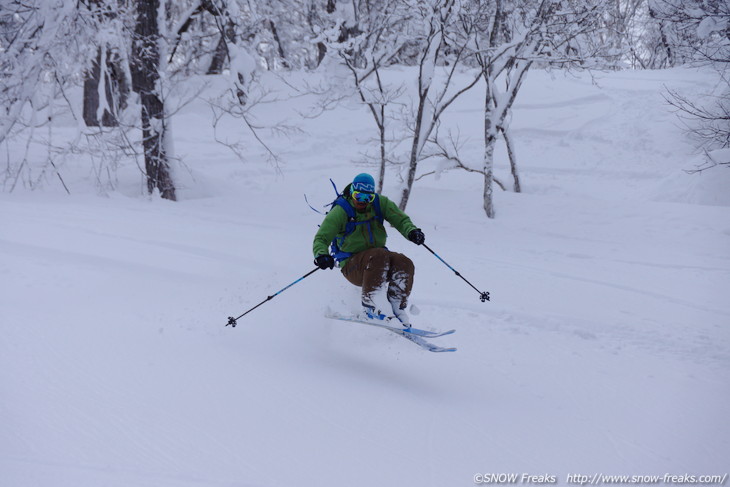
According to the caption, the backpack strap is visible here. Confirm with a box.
[372,194,383,225]
[330,196,357,262]
[334,196,357,234]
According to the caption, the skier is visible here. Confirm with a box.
[313,173,425,326]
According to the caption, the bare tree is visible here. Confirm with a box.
[467,0,611,218]
[651,0,730,172]
[398,0,481,210]
[321,0,411,191]
[0,1,103,191]
[471,0,547,217]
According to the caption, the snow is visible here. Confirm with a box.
[2,66,729,486]
[229,44,258,84]
[697,16,728,40]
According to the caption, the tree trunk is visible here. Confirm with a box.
[306,0,327,69]
[207,33,229,75]
[648,6,673,67]
[82,0,128,127]
[131,0,176,201]
[398,20,443,211]
[399,88,428,210]
[483,81,496,219]
[500,125,521,193]
[83,46,128,127]
[267,19,289,68]
[315,42,327,67]
[377,104,386,194]
[83,48,106,127]
[207,18,236,75]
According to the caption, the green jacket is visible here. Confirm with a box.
[312,186,418,268]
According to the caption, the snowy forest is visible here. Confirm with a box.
[1,0,728,215]
[2,1,730,487]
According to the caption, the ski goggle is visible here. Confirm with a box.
[352,190,375,203]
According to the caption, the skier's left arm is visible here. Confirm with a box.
[380,196,424,244]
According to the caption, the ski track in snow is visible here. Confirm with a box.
[2,67,729,486]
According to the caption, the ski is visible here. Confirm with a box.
[396,331,457,353]
[325,313,455,338]
[325,313,457,353]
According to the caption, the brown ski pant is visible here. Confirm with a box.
[341,247,415,310]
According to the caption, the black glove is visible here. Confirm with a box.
[408,228,425,245]
[314,254,335,270]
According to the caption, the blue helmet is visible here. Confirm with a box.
[352,173,375,193]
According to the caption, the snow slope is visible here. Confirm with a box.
[1,67,729,487]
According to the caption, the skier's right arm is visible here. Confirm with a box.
[312,206,346,258]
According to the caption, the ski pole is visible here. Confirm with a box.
[422,243,490,302]
[226,267,319,327]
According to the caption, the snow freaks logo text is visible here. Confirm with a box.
[474,473,558,484]
[473,474,729,486]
